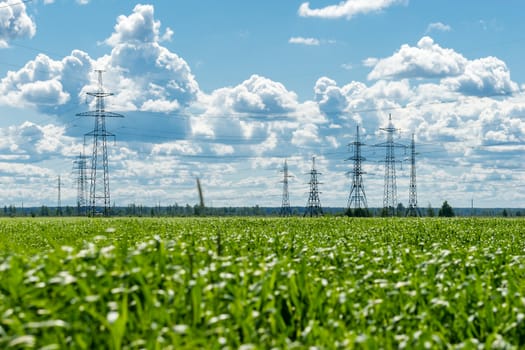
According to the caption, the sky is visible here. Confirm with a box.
[1,0,525,209]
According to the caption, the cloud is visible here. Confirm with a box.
[187,74,329,165]
[42,0,89,4]
[366,37,520,97]
[298,0,407,20]
[443,56,519,96]
[206,74,299,116]
[314,77,350,116]
[1,5,525,208]
[289,36,320,46]
[190,74,304,154]
[0,50,93,113]
[291,123,320,147]
[105,4,171,46]
[0,0,36,47]
[425,22,451,34]
[363,57,379,67]
[211,144,234,155]
[0,3,199,129]
[312,76,415,135]
[151,141,202,156]
[0,121,78,161]
[98,4,198,112]
[367,36,467,80]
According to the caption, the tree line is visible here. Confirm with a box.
[0,201,522,218]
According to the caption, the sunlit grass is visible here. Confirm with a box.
[0,217,524,348]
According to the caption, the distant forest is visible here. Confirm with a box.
[0,203,523,218]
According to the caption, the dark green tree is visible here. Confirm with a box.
[438,201,454,217]
[345,207,370,217]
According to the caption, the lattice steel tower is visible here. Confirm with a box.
[375,114,404,216]
[304,157,323,217]
[57,175,62,216]
[73,152,89,216]
[77,70,124,216]
[279,160,292,216]
[347,125,368,211]
[406,134,421,217]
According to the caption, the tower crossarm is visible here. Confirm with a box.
[76,111,124,118]
[373,141,406,148]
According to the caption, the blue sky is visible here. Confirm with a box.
[1,0,525,209]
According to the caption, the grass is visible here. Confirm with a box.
[0,217,524,349]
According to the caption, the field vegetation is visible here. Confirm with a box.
[0,217,524,349]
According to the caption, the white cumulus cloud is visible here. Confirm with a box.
[0,3,199,125]
[443,56,519,96]
[366,36,520,97]
[0,50,92,112]
[105,4,171,46]
[0,121,77,160]
[100,4,198,112]
[0,0,36,47]
[367,36,467,80]
[298,0,407,19]
[206,74,299,115]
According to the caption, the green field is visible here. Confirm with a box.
[1,217,524,349]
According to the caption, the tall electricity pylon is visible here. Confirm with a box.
[347,125,368,212]
[375,114,404,216]
[77,70,124,216]
[304,157,323,217]
[279,160,292,216]
[73,152,89,216]
[57,175,62,216]
[406,133,421,217]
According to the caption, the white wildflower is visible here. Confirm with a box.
[107,311,119,324]
[9,335,36,347]
[173,324,189,334]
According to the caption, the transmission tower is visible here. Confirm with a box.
[77,70,124,216]
[406,134,421,217]
[304,157,323,217]
[279,160,292,216]
[57,175,62,216]
[375,114,405,216]
[347,125,368,213]
[73,152,89,216]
